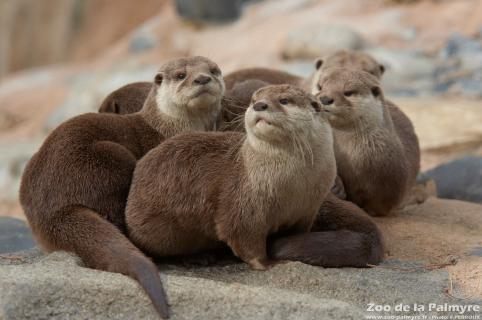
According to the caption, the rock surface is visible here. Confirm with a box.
[281,24,365,60]
[391,96,482,170]
[0,217,35,254]
[0,198,481,319]
[423,156,482,204]
[174,0,243,23]
[0,251,364,320]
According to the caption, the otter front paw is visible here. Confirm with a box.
[248,257,277,270]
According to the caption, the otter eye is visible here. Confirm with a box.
[344,90,356,97]
[154,73,163,85]
[210,67,220,75]
[176,72,186,80]
[317,84,322,91]
[279,98,289,105]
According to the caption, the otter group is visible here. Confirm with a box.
[20,51,420,318]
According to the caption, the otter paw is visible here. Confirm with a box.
[248,258,277,270]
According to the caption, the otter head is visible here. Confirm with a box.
[244,85,324,145]
[152,56,225,129]
[315,68,385,130]
[311,51,385,95]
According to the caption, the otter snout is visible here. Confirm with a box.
[193,74,212,85]
[320,96,334,106]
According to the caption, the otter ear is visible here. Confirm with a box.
[379,64,385,75]
[371,86,381,98]
[315,58,323,70]
[311,100,321,112]
[154,73,163,85]
[99,100,119,114]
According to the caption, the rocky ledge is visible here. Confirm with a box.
[0,197,481,319]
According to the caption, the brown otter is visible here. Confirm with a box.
[223,50,385,109]
[125,85,337,270]
[269,192,385,267]
[315,68,419,216]
[98,82,152,115]
[97,51,386,127]
[19,56,226,319]
[97,54,387,267]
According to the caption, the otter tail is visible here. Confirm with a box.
[269,194,385,267]
[33,205,169,318]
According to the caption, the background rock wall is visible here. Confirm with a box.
[0,0,163,78]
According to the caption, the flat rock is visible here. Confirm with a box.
[392,96,482,154]
[281,24,365,60]
[0,217,35,254]
[423,156,482,203]
[1,199,481,319]
[0,251,363,320]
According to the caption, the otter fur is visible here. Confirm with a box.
[316,68,419,216]
[19,56,226,319]
[125,85,336,270]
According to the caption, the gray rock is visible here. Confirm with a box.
[43,65,157,132]
[0,139,43,201]
[365,48,435,96]
[0,251,364,320]
[0,217,35,254]
[163,260,465,315]
[441,33,482,58]
[424,156,482,204]
[449,75,482,98]
[470,247,482,257]
[174,0,243,23]
[281,24,365,60]
[129,32,158,54]
[280,61,314,78]
[2,250,480,319]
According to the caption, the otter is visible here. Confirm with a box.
[223,50,384,109]
[97,54,387,267]
[19,56,226,319]
[98,81,245,132]
[97,51,387,128]
[315,68,419,216]
[269,192,385,267]
[98,82,152,115]
[125,85,336,270]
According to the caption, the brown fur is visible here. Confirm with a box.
[269,193,384,266]
[20,56,226,319]
[224,68,304,92]
[98,53,390,267]
[316,68,419,216]
[99,82,152,115]
[315,50,385,80]
[126,85,336,270]
[223,51,384,112]
[98,81,246,133]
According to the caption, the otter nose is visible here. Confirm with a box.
[194,75,212,85]
[320,96,334,105]
[253,102,269,112]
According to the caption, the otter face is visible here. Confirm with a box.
[315,68,384,129]
[311,51,385,95]
[154,56,225,118]
[245,85,323,143]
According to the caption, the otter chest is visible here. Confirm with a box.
[249,159,331,229]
